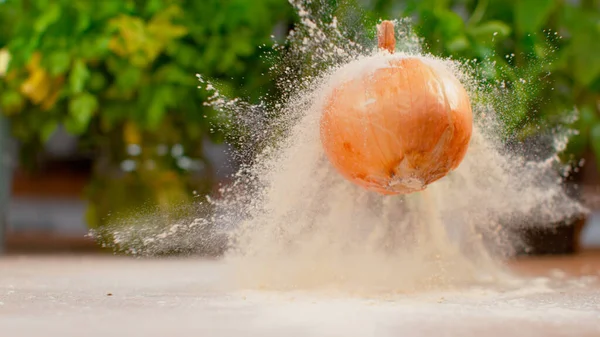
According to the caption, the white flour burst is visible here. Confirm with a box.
[94,0,586,294]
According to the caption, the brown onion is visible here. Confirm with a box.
[320,21,473,195]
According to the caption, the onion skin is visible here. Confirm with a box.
[320,57,473,195]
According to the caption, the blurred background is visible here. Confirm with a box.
[0,0,598,255]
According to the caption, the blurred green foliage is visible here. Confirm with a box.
[0,0,292,228]
[0,0,599,232]
[364,0,600,165]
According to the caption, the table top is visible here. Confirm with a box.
[0,253,598,337]
[510,250,600,277]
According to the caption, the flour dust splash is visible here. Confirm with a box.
[93,0,586,293]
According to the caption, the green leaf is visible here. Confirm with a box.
[99,102,132,131]
[41,120,58,143]
[579,106,598,127]
[67,92,97,134]
[69,59,90,94]
[167,42,202,69]
[437,10,465,41]
[88,72,107,92]
[34,3,61,33]
[468,20,511,41]
[145,86,177,129]
[116,66,142,90]
[0,90,24,113]
[564,131,587,159]
[563,8,600,87]
[590,122,600,168]
[46,51,71,76]
[75,13,92,34]
[146,99,166,130]
[566,105,598,157]
[446,35,469,53]
[79,36,111,59]
[515,0,555,34]
[154,64,195,85]
[144,0,167,16]
[95,1,129,19]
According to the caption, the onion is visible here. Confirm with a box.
[320,21,473,195]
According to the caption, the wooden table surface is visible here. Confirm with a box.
[510,249,600,278]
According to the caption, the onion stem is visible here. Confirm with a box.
[377,20,396,54]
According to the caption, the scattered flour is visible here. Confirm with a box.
[93,0,587,296]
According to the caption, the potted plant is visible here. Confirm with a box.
[0,0,293,255]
